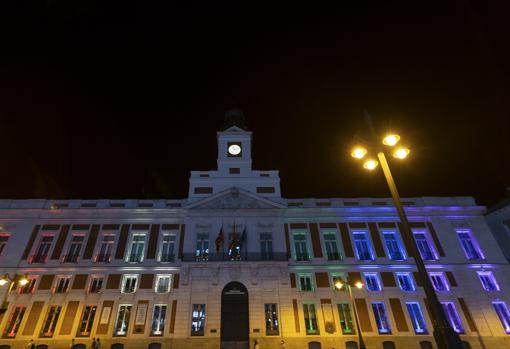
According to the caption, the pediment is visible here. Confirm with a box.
[184,187,285,210]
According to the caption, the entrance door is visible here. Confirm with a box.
[221,282,249,349]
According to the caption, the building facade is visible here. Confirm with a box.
[0,118,510,349]
[486,194,510,262]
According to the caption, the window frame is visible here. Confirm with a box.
[396,272,415,292]
[40,305,62,338]
[151,304,167,336]
[456,229,484,260]
[298,274,314,292]
[492,301,510,334]
[113,304,133,336]
[121,274,139,294]
[126,232,147,263]
[362,272,382,292]
[381,230,406,261]
[412,230,438,261]
[406,302,427,334]
[372,302,391,334]
[429,272,450,292]
[155,275,172,294]
[292,231,310,261]
[303,303,320,335]
[352,230,374,261]
[264,303,279,335]
[190,304,206,336]
[77,305,97,337]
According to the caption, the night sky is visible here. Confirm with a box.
[1,1,509,206]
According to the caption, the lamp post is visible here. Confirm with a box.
[0,274,28,315]
[350,114,464,349]
[334,278,365,349]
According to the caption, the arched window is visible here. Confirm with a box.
[308,342,322,349]
[419,341,433,349]
[382,341,396,349]
[346,341,359,349]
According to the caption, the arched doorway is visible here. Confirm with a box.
[221,281,249,349]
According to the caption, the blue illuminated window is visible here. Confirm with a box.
[352,232,374,261]
[406,302,427,334]
[477,271,500,291]
[429,273,449,292]
[441,302,464,334]
[413,232,437,261]
[382,232,405,260]
[372,302,391,334]
[363,273,381,292]
[397,273,415,292]
[492,301,510,334]
[456,230,484,260]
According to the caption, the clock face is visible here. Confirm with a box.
[228,144,242,156]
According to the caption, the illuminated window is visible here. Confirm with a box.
[323,232,341,260]
[429,273,449,292]
[114,304,132,336]
[441,302,464,333]
[155,275,171,293]
[3,305,26,337]
[492,301,510,334]
[195,233,209,261]
[406,302,427,334]
[159,234,176,262]
[18,277,37,294]
[0,234,11,256]
[96,234,115,263]
[363,273,381,292]
[413,231,437,261]
[127,233,146,263]
[31,235,54,263]
[293,233,310,261]
[40,305,62,337]
[54,276,71,294]
[303,304,319,335]
[477,271,500,291]
[89,277,103,293]
[264,303,279,335]
[456,230,484,260]
[191,304,206,336]
[372,302,391,334]
[337,303,355,334]
[151,304,167,336]
[298,274,314,292]
[64,234,84,263]
[260,233,273,260]
[77,305,97,337]
[397,273,415,292]
[353,232,374,261]
[121,275,138,293]
[382,232,405,260]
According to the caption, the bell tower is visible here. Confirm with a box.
[187,109,281,201]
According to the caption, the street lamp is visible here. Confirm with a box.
[0,274,28,315]
[334,278,366,349]
[350,112,464,349]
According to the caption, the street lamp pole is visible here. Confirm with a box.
[377,152,464,349]
[346,282,366,349]
[0,274,27,315]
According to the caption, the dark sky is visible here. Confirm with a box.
[1,1,509,206]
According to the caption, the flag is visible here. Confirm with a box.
[215,226,224,253]
[228,224,237,252]
[238,225,247,251]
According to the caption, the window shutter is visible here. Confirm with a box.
[178,224,185,259]
[284,224,291,259]
[147,224,160,259]
[290,273,296,288]
[458,298,476,332]
[309,223,323,258]
[381,272,396,287]
[347,272,362,285]
[389,298,409,332]
[354,298,373,332]
[96,300,114,334]
[22,225,41,260]
[140,274,154,289]
[368,223,386,258]
[72,274,88,289]
[315,272,330,287]
[106,274,121,289]
[338,223,354,257]
[51,224,70,260]
[21,301,45,336]
[398,222,415,257]
[427,222,445,257]
[446,272,457,287]
[38,274,55,290]
[413,272,423,287]
[169,300,178,334]
[82,224,100,259]
[173,274,180,289]
[115,224,130,259]
[292,299,300,333]
[59,301,80,335]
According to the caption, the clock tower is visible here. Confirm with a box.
[187,109,281,201]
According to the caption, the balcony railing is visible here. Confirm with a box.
[159,254,175,263]
[62,254,79,263]
[95,254,112,263]
[127,254,143,263]
[181,252,288,262]
[29,254,48,264]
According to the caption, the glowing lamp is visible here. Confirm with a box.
[18,278,29,286]
[382,134,400,146]
[334,281,344,290]
[355,281,363,289]
[363,159,378,170]
[351,147,367,159]
[393,148,410,159]
[0,279,7,286]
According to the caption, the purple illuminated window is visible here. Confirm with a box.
[413,231,438,261]
[429,273,449,292]
[456,230,484,260]
[493,301,510,334]
[441,302,464,334]
[353,232,374,261]
[372,302,391,334]
[477,271,500,291]
[406,302,427,334]
[363,273,381,292]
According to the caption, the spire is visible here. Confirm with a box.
[222,108,248,131]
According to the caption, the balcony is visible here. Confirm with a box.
[29,254,48,264]
[62,254,79,263]
[95,254,112,263]
[181,252,288,262]
[159,254,175,263]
